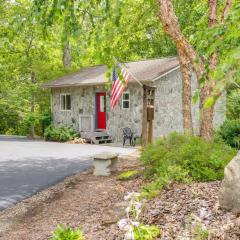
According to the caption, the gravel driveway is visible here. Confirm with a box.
[0,138,135,211]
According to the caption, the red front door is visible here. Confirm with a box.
[96,92,106,130]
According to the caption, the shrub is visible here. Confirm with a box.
[51,225,84,240]
[140,132,236,183]
[44,125,79,142]
[216,119,240,149]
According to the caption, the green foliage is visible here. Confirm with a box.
[193,2,240,91]
[44,125,79,142]
[227,90,240,120]
[117,170,140,181]
[134,224,160,240]
[140,133,236,183]
[51,225,84,240]
[216,119,240,149]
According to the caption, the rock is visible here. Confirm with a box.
[219,153,240,213]
[93,153,118,176]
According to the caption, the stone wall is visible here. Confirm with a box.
[51,68,226,142]
[51,84,142,142]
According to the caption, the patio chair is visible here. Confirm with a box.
[122,127,135,146]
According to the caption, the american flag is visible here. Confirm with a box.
[110,65,132,109]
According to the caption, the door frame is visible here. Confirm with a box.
[95,92,107,131]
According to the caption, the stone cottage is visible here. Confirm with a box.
[44,57,226,143]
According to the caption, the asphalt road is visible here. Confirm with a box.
[0,138,134,211]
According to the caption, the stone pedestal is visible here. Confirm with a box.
[93,152,118,176]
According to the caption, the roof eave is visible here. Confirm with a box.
[43,82,107,88]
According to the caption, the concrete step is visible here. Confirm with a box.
[80,131,113,144]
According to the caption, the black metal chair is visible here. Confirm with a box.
[122,127,135,146]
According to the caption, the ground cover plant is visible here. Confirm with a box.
[140,132,236,197]
[117,170,140,181]
[51,225,85,240]
[44,125,79,142]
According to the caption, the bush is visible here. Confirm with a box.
[216,119,240,149]
[51,225,84,240]
[140,133,236,183]
[44,125,79,142]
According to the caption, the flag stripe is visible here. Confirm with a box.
[110,64,132,109]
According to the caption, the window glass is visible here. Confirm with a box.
[122,92,130,109]
[60,94,71,110]
[61,95,65,110]
[66,95,71,110]
[100,95,104,112]
[123,93,129,100]
[123,101,129,109]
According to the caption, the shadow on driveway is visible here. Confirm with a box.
[0,157,91,211]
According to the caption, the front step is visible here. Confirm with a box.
[80,131,113,144]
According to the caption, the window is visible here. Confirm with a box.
[60,94,71,110]
[122,92,130,109]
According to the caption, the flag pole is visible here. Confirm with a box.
[113,57,143,87]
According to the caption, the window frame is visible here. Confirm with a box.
[60,93,72,111]
[122,92,130,110]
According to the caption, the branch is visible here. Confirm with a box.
[158,0,205,80]
[221,0,233,22]
[208,0,218,27]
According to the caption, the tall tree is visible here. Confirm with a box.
[158,0,233,140]
[178,49,193,134]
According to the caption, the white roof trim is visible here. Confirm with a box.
[151,65,180,82]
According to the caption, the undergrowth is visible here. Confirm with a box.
[140,132,236,198]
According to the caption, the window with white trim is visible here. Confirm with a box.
[122,92,130,109]
[60,94,71,110]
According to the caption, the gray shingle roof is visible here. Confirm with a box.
[44,57,179,88]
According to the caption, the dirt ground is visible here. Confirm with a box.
[0,150,239,240]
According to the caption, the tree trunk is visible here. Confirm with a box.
[62,35,71,69]
[199,84,214,140]
[178,48,193,134]
[198,0,218,140]
[30,71,36,139]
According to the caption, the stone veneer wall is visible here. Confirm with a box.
[51,84,143,142]
[51,68,226,142]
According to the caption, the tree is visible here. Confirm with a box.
[0,0,66,135]
[158,0,234,140]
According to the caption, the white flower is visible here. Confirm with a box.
[124,192,140,201]
[135,201,142,209]
[124,226,135,240]
[118,219,129,231]
[131,221,140,227]
[125,206,131,215]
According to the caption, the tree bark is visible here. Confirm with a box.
[158,0,205,80]
[178,48,193,134]
[62,35,71,69]
[30,70,36,139]
[222,0,233,22]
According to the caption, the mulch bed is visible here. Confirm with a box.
[142,181,240,239]
[0,151,239,240]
